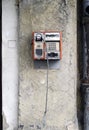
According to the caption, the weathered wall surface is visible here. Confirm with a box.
[19,0,78,130]
[2,0,18,130]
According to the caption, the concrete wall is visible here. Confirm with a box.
[2,0,18,130]
[2,0,80,130]
[19,0,79,130]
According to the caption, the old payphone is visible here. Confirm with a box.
[32,31,62,60]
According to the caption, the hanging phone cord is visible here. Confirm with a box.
[44,44,49,115]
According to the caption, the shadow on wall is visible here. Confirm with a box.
[77,0,84,130]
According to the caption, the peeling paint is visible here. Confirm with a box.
[66,121,78,130]
[3,112,9,130]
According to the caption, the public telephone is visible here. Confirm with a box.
[32,31,62,60]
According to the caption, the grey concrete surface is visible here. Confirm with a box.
[18,0,79,130]
[2,0,80,130]
[2,0,18,130]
